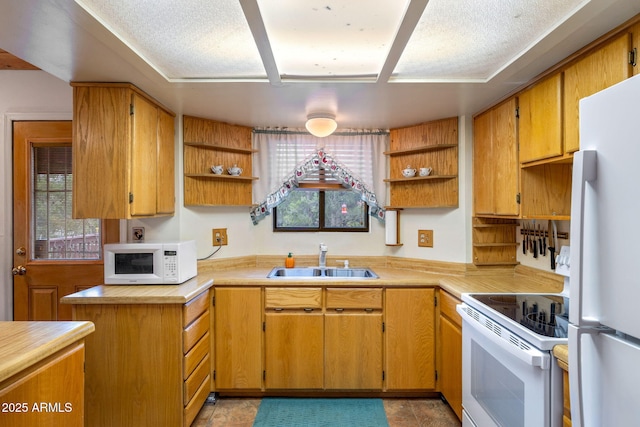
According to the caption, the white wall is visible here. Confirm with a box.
[0,70,73,320]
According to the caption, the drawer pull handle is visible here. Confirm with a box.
[364,308,374,313]
[304,308,314,312]
[274,308,283,312]
[335,308,344,312]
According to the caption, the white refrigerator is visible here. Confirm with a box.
[569,73,640,426]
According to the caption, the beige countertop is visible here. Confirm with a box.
[198,266,563,300]
[60,276,214,305]
[0,321,95,383]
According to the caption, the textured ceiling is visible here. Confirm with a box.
[76,0,585,82]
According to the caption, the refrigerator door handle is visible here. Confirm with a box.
[569,150,597,326]
[568,325,587,427]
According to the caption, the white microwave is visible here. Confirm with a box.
[104,241,197,285]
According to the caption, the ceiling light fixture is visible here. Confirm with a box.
[305,113,337,137]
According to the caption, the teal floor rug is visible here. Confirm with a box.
[252,397,389,427]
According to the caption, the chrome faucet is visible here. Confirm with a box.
[319,243,328,267]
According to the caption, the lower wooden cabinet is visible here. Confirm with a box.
[265,311,324,389]
[264,287,324,389]
[0,340,86,427]
[70,290,211,427]
[385,288,436,390]
[325,288,383,390]
[213,287,262,390]
[438,290,463,420]
[213,286,436,394]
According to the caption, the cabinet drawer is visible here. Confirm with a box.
[183,310,209,354]
[184,331,209,379]
[183,291,209,327]
[439,290,461,328]
[184,353,210,405]
[184,371,211,427]
[326,288,382,309]
[265,288,322,309]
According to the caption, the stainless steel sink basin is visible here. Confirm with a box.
[267,267,378,279]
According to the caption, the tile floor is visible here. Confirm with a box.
[192,397,462,427]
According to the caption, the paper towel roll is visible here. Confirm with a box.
[385,210,398,245]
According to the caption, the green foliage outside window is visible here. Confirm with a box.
[274,189,368,232]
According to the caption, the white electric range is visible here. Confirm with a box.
[457,291,569,427]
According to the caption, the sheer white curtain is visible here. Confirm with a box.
[253,128,388,207]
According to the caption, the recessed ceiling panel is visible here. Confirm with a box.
[75,0,267,79]
[393,0,587,81]
[257,0,410,78]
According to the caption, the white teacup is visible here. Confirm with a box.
[419,167,432,177]
[211,165,224,175]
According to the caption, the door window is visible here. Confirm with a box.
[32,145,101,260]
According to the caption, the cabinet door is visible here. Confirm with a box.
[214,287,262,390]
[491,98,519,215]
[385,288,435,390]
[440,316,462,420]
[564,33,632,153]
[518,73,563,163]
[265,311,324,389]
[325,312,383,390]
[473,98,518,216]
[473,110,494,216]
[156,109,175,215]
[72,86,131,218]
[130,93,158,216]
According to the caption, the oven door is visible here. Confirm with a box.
[458,303,560,427]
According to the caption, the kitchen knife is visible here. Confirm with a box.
[533,221,538,258]
[549,220,557,270]
[542,223,547,256]
[522,222,527,254]
[538,223,544,256]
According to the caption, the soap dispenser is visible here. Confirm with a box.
[285,252,295,268]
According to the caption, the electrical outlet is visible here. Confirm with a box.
[418,229,433,247]
[212,228,228,246]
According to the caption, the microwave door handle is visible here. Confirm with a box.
[458,304,550,370]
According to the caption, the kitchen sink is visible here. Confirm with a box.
[267,267,378,279]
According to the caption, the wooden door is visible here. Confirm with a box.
[12,121,117,320]
[564,33,632,153]
[518,73,563,163]
[325,312,382,389]
[213,287,262,390]
[385,288,435,390]
[264,311,324,389]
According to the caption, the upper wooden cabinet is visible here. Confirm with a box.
[72,83,176,219]
[385,117,459,208]
[183,116,257,206]
[473,97,519,217]
[518,73,563,163]
[564,32,633,154]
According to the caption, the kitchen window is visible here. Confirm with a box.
[273,188,369,232]
[252,128,388,226]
